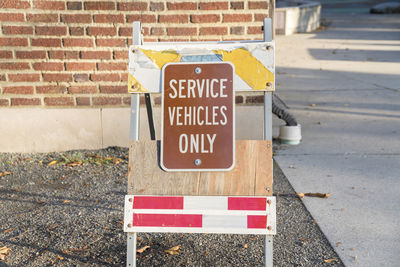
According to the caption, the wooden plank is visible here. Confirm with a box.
[128,140,272,196]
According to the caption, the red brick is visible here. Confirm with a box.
[69,27,84,36]
[65,62,96,71]
[0,74,5,81]
[159,38,190,42]
[85,1,115,10]
[0,13,25,22]
[93,97,121,105]
[76,97,90,106]
[167,27,197,36]
[37,85,67,94]
[231,26,244,35]
[199,27,227,35]
[249,1,268,9]
[167,2,197,10]
[67,1,81,10]
[36,26,67,36]
[142,38,156,43]
[0,1,30,9]
[246,95,264,103]
[0,99,9,106]
[3,86,34,94]
[90,73,120,82]
[248,26,263,34]
[0,62,30,70]
[199,2,228,10]
[87,27,116,36]
[48,51,79,59]
[0,50,13,59]
[32,38,62,47]
[126,14,156,23]
[8,73,41,82]
[231,2,244,9]
[122,96,130,105]
[16,50,46,59]
[150,2,164,11]
[44,97,74,106]
[27,13,58,22]
[96,38,126,47]
[33,62,63,71]
[119,27,133,37]
[159,15,188,23]
[69,85,97,94]
[191,14,220,23]
[254,14,268,22]
[3,26,33,35]
[94,14,124,23]
[34,1,65,10]
[63,38,93,47]
[223,14,252,22]
[73,73,89,82]
[100,85,126,94]
[81,51,111,60]
[0,38,28,47]
[61,14,91,23]
[42,73,72,82]
[11,98,41,106]
[118,2,147,11]
[97,62,126,71]
[120,73,128,82]
[150,27,164,35]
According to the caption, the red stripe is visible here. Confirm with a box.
[133,196,183,209]
[247,215,267,229]
[228,197,266,211]
[133,214,202,227]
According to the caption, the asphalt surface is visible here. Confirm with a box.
[0,146,343,266]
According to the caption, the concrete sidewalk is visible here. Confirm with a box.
[273,5,400,267]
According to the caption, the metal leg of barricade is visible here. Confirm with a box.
[127,21,142,267]
[263,18,274,267]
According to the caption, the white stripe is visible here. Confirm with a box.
[184,196,227,210]
[130,209,269,216]
[203,215,247,228]
[126,226,269,235]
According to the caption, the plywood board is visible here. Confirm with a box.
[128,140,272,196]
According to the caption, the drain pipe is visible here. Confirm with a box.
[272,93,302,145]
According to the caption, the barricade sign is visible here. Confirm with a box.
[161,62,235,171]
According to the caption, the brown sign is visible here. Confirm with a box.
[161,62,235,171]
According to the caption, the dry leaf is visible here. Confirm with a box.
[310,103,316,107]
[0,246,10,261]
[57,256,64,260]
[63,200,71,204]
[48,160,57,166]
[324,258,338,263]
[299,238,310,242]
[164,245,181,255]
[66,161,82,167]
[113,158,123,165]
[353,255,357,262]
[136,246,150,254]
[304,193,331,198]
[204,251,209,256]
[336,242,342,247]
[243,244,248,249]
[2,228,13,234]
[0,172,12,177]
[297,192,305,198]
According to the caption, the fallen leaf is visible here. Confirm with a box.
[39,160,43,164]
[310,103,316,107]
[48,160,58,166]
[299,238,310,242]
[336,242,342,247]
[324,258,338,263]
[66,161,82,167]
[0,246,10,261]
[113,158,123,165]
[2,228,13,234]
[63,200,71,204]
[164,245,181,255]
[0,172,12,177]
[243,244,248,249]
[24,158,33,162]
[304,193,330,198]
[353,255,357,262]
[204,251,209,256]
[57,256,64,260]
[311,219,316,224]
[297,192,305,198]
[136,245,150,254]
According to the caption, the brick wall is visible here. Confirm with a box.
[0,0,271,108]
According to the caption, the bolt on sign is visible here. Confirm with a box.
[161,62,235,171]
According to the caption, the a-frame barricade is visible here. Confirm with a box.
[124,19,276,267]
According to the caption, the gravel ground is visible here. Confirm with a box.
[0,146,344,267]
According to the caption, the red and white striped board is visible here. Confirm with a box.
[124,195,276,235]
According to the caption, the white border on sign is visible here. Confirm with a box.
[160,61,236,172]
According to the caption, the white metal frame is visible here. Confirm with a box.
[127,19,275,267]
